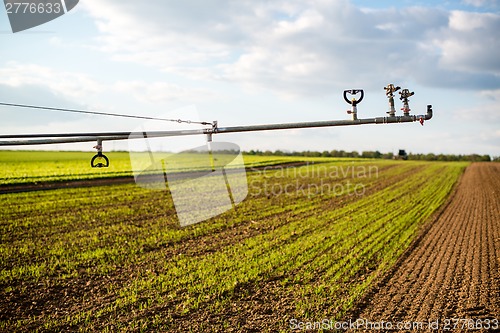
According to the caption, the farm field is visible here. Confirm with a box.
[0,152,472,332]
[0,150,342,186]
[0,151,133,185]
[349,162,500,329]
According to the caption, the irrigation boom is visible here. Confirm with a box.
[0,106,433,145]
[0,86,434,167]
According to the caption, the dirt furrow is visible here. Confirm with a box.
[348,162,500,328]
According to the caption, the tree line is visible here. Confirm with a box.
[245,149,496,162]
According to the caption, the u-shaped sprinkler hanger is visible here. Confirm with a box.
[91,138,109,168]
[344,89,364,120]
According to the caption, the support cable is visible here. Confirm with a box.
[0,102,211,125]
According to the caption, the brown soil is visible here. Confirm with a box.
[347,162,500,330]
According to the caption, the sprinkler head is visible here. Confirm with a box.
[399,89,414,101]
[384,84,401,98]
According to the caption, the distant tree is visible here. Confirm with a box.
[242,149,493,161]
[361,151,371,158]
[310,151,321,157]
[382,152,394,159]
[362,151,381,159]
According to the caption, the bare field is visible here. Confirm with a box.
[348,162,500,331]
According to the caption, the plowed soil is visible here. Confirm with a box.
[348,162,500,329]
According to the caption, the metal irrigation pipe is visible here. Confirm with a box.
[0,105,433,146]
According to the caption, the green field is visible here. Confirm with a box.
[0,151,133,184]
[0,150,346,185]
[0,152,468,332]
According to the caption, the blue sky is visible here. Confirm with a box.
[0,0,499,156]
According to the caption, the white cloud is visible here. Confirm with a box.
[79,0,500,97]
[113,80,215,103]
[438,11,500,75]
[480,89,500,100]
[0,62,215,106]
[0,62,103,99]
[81,0,242,73]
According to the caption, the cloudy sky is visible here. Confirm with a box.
[0,0,499,155]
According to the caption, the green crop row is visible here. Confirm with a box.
[0,160,467,332]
